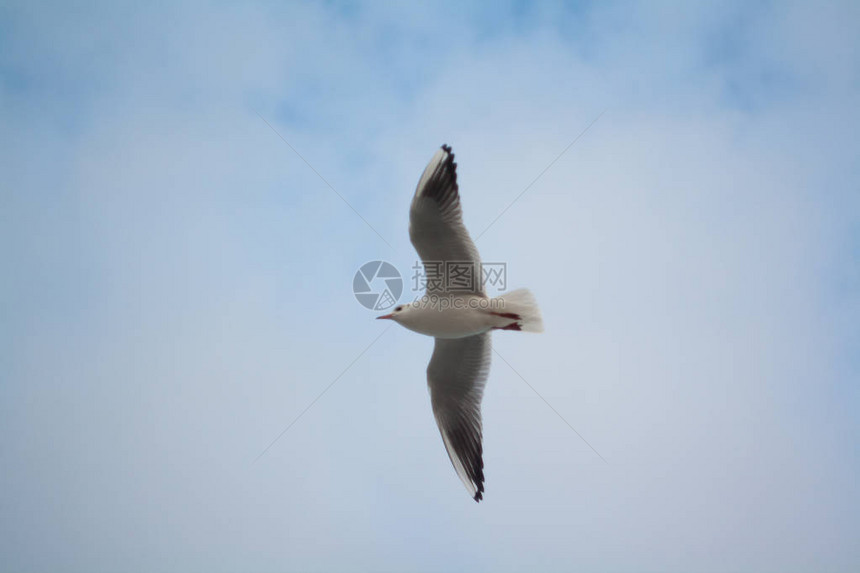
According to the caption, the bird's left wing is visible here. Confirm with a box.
[409,145,483,295]
[427,333,491,501]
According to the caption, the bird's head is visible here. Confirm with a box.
[376,304,409,322]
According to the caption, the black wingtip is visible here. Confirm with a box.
[473,479,485,502]
[441,144,455,163]
[440,144,457,173]
[417,144,460,206]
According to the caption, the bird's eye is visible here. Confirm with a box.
[395,305,403,312]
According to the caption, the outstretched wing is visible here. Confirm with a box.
[426,333,491,501]
[409,145,483,295]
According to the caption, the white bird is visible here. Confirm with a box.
[377,145,543,501]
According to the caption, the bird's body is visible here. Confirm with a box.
[384,291,542,339]
[379,144,543,502]
[385,295,495,338]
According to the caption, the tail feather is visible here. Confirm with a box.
[491,288,543,333]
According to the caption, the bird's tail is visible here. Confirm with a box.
[490,288,543,333]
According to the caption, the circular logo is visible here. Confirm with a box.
[353,261,403,310]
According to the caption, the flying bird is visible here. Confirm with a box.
[378,145,543,501]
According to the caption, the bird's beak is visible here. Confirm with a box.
[376,313,394,320]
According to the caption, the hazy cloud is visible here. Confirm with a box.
[1,2,857,571]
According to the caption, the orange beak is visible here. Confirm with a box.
[376,313,394,320]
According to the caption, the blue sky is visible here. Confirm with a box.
[2,1,858,571]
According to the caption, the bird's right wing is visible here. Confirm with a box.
[426,333,491,501]
[409,145,483,295]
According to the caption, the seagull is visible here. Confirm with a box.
[377,145,543,502]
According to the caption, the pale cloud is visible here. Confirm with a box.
[1,2,858,572]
